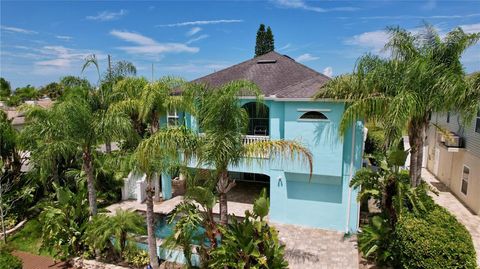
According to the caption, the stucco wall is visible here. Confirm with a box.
[426,127,480,215]
[181,99,363,231]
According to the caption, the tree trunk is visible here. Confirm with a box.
[151,113,159,134]
[82,148,97,216]
[105,139,112,153]
[217,170,234,226]
[146,178,159,269]
[219,192,228,226]
[408,118,427,187]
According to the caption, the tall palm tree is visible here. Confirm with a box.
[315,25,480,186]
[195,80,313,225]
[134,126,198,269]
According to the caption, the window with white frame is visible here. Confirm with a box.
[167,109,179,126]
[461,165,469,195]
[475,110,480,134]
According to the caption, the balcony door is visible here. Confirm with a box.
[242,102,269,136]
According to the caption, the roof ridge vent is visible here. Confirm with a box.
[257,59,277,64]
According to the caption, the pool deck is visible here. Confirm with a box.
[106,196,253,218]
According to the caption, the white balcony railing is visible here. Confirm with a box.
[242,135,270,145]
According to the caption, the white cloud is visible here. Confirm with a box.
[110,30,199,55]
[157,19,243,27]
[0,25,37,34]
[30,45,103,75]
[460,23,480,34]
[295,53,319,62]
[278,43,292,51]
[345,30,390,53]
[323,67,333,77]
[186,27,202,36]
[55,35,73,41]
[272,0,358,12]
[86,9,127,21]
[186,34,209,44]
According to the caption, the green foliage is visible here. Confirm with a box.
[38,181,89,260]
[254,24,275,57]
[84,209,145,257]
[39,82,63,99]
[0,77,11,98]
[6,219,45,256]
[13,85,40,102]
[209,190,288,269]
[123,246,149,268]
[358,215,394,265]
[395,206,477,269]
[0,245,22,269]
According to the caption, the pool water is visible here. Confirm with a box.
[154,215,208,245]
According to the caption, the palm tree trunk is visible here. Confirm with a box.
[217,170,235,226]
[145,177,159,268]
[82,148,97,216]
[151,113,159,134]
[219,192,228,226]
[408,118,427,187]
[105,139,112,153]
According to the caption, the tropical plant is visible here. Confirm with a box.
[358,215,394,265]
[84,209,145,258]
[163,176,219,267]
[39,82,63,99]
[12,85,40,102]
[39,180,90,260]
[209,189,288,269]
[316,24,480,186]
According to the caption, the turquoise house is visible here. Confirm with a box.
[161,51,364,233]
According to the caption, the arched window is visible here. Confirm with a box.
[299,111,328,121]
[242,102,269,136]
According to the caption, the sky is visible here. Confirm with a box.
[1,0,479,89]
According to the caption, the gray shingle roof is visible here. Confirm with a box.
[192,51,330,98]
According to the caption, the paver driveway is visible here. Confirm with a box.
[273,223,359,269]
[423,168,480,266]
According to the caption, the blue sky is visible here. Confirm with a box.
[1,0,479,89]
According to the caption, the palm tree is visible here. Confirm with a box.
[82,54,137,153]
[134,126,198,269]
[316,25,480,186]
[194,80,313,225]
[84,209,145,256]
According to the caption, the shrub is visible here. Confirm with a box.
[123,246,149,268]
[0,246,22,269]
[395,206,477,269]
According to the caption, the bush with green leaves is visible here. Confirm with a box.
[123,246,149,268]
[0,245,22,269]
[209,189,288,269]
[395,206,477,269]
[84,209,146,259]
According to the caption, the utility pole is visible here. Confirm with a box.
[151,63,154,82]
[105,54,112,153]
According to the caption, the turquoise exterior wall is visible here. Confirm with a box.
[166,99,364,232]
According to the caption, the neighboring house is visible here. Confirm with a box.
[0,98,53,130]
[159,51,365,232]
[426,110,480,215]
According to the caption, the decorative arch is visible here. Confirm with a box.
[299,111,328,121]
[242,102,269,136]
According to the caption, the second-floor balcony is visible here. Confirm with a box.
[242,135,270,145]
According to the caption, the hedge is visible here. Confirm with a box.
[0,248,22,269]
[395,206,477,269]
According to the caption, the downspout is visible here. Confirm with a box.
[346,121,356,233]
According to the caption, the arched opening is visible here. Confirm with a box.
[242,102,269,136]
[299,111,328,120]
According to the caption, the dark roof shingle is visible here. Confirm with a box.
[193,51,330,98]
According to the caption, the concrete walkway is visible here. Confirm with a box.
[422,168,480,265]
[273,223,358,269]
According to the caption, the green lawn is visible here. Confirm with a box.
[6,219,51,257]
